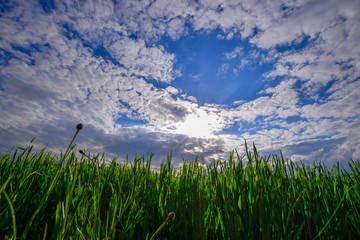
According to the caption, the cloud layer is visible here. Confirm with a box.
[0,0,359,168]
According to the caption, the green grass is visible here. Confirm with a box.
[0,125,359,239]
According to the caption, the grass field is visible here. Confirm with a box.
[1,124,359,239]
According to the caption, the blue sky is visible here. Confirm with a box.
[0,0,359,168]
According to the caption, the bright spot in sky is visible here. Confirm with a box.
[174,109,219,138]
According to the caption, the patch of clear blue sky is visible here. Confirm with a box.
[38,0,56,13]
[117,115,147,127]
[162,30,275,106]
[92,45,123,67]
[0,47,13,66]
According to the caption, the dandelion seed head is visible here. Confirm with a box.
[76,123,83,131]
[168,212,176,220]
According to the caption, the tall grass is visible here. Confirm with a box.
[0,125,359,239]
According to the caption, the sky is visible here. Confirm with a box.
[0,0,359,168]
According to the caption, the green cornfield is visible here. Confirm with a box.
[0,126,359,239]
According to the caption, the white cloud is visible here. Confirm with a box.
[249,0,356,49]
[352,141,360,160]
[224,46,243,60]
[105,37,177,83]
[167,17,187,40]
[300,92,360,120]
[218,63,229,74]
[258,0,360,101]
[187,96,198,103]
[166,86,179,95]
[0,1,184,136]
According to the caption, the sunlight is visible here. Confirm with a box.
[174,109,220,138]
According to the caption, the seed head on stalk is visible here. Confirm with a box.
[79,149,92,160]
[76,123,83,131]
[63,123,83,161]
[19,123,84,239]
[168,212,176,220]
[150,212,176,240]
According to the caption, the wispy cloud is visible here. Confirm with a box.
[224,46,244,60]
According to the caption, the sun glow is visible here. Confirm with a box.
[174,109,221,138]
